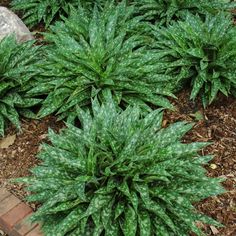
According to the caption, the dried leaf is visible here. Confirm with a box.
[0,134,16,149]
[210,225,219,235]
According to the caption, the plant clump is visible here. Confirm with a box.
[17,99,225,236]
[0,35,41,136]
[11,0,108,28]
[28,1,174,123]
[151,12,236,106]
[133,0,236,26]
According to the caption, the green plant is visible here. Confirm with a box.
[0,35,41,136]
[11,0,106,28]
[16,99,225,236]
[152,12,236,106]
[28,2,174,123]
[133,0,236,26]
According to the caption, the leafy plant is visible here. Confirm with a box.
[133,0,236,26]
[16,99,225,235]
[28,1,174,123]
[0,35,41,136]
[152,12,236,106]
[11,0,107,28]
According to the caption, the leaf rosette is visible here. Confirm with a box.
[133,0,236,26]
[16,99,225,236]
[152,12,236,106]
[11,0,108,28]
[29,2,174,123]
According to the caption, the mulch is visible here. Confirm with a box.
[0,0,9,7]
[0,117,64,211]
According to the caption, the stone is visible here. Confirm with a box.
[0,188,11,202]
[12,214,37,236]
[1,202,32,231]
[0,7,33,42]
[0,195,21,217]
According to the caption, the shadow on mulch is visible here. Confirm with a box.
[0,0,9,7]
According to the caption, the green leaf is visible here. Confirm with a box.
[122,205,137,236]
[0,114,4,136]
[138,211,151,236]
[187,48,204,58]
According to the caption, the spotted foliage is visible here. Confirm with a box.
[0,36,41,136]
[132,0,236,26]
[11,0,108,28]
[16,98,225,236]
[151,12,236,106]
[28,1,174,123]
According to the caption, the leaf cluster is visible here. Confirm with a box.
[6,2,230,235]
[0,36,41,136]
[28,2,174,123]
[151,13,236,106]
[16,99,225,236]
[133,0,236,26]
[11,0,107,28]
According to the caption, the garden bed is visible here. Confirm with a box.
[0,0,236,235]
[0,90,235,236]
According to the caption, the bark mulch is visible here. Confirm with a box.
[0,0,9,7]
[0,116,64,210]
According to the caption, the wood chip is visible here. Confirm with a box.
[210,164,217,170]
[210,226,219,235]
[0,134,16,149]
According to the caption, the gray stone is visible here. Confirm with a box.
[0,7,33,42]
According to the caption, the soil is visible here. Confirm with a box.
[0,116,64,210]
[0,0,9,7]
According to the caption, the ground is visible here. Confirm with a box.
[165,90,236,236]
[0,0,9,7]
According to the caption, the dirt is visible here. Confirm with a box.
[0,0,9,7]
[0,116,64,210]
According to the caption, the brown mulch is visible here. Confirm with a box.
[0,0,9,7]
[0,116,64,210]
